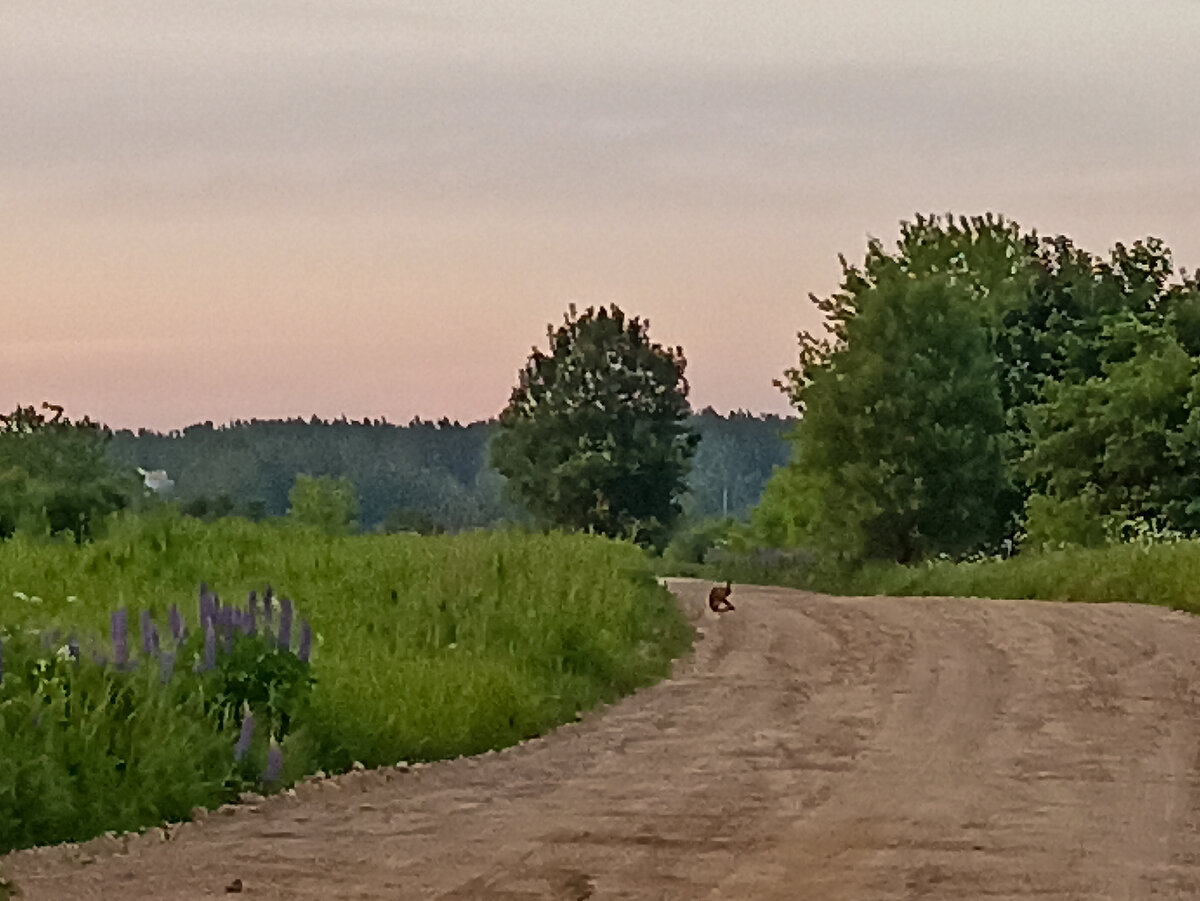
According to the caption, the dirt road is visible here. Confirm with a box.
[8,579,1200,900]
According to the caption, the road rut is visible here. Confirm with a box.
[8,579,1200,899]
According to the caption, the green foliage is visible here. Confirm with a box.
[682,409,793,519]
[859,538,1200,615]
[0,403,136,542]
[0,514,690,849]
[105,411,789,535]
[492,304,698,550]
[106,416,518,532]
[0,628,236,850]
[763,214,1200,563]
[1021,491,1108,552]
[288,474,359,536]
[1023,306,1200,539]
[787,274,1013,562]
[661,517,738,567]
[382,506,445,535]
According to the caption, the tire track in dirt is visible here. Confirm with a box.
[7,581,1200,899]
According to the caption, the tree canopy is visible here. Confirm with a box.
[491,304,698,549]
[760,214,1200,562]
[0,402,136,541]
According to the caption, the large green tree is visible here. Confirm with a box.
[785,275,1011,562]
[767,215,1033,561]
[0,403,136,541]
[491,304,698,549]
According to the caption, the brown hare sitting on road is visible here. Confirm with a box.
[708,581,734,613]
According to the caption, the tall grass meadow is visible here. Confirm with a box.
[0,509,690,851]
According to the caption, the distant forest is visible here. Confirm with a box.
[107,409,793,531]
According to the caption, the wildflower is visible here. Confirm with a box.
[234,608,252,637]
[111,608,129,669]
[194,621,217,673]
[168,604,186,644]
[263,736,282,783]
[140,610,160,656]
[262,586,274,630]
[298,620,312,663]
[234,704,255,763]
[277,597,293,653]
[198,585,216,629]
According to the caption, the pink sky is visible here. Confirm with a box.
[4,2,1199,431]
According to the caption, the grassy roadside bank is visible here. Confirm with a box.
[0,512,691,851]
[669,540,1200,615]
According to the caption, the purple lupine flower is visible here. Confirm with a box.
[215,606,235,653]
[168,604,187,644]
[262,586,274,630]
[277,597,293,653]
[198,588,215,630]
[263,736,282,783]
[197,620,217,672]
[234,705,255,762]
[234,607,252,636]
[139,610,159,656]
[111,608,129,669]
[247,591,259,634]
[159,650,175,684]
[298,620,312,663]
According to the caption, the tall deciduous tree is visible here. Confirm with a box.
[790,275,1011,562]
[491,304,697,549]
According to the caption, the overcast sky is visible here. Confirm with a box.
[4,1,1199,430]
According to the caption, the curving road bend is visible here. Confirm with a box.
[8,579,1200,899]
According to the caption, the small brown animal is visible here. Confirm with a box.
[708,581,734,613]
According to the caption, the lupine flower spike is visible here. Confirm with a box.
[263,736,283,783]
[199,620,217,672]
[111,609,129,670]
[234,703,255,763]
[140,609,160,656]
[169,604,186,644]
[277,597,293,653]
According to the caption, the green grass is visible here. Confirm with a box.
[860,540,1200,613]
[0,509,691,850]
[681,540,1200,614]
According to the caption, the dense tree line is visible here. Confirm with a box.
[103,410,790,533]
[758,214,1200,562]
[106,416,512,531]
